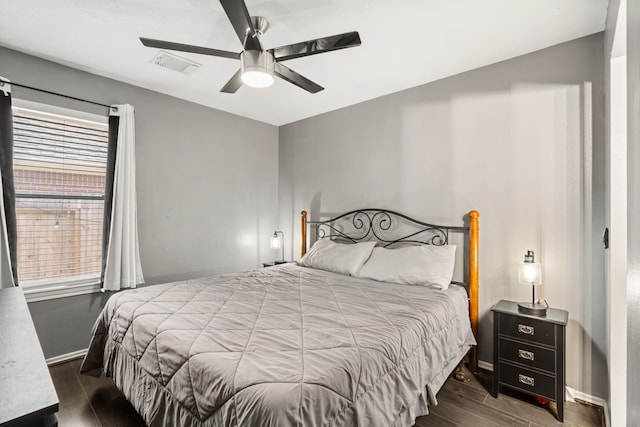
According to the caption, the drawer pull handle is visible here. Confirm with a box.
[518,349,535,361]
[518,324,535,335]
[518,374,535,387]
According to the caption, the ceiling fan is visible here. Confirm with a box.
[140,0,361,94]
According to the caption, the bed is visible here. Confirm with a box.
[81,208,479,426]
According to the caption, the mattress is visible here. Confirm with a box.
[81,264,476,426]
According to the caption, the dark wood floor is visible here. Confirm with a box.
[417,368,604,427]
[49,358,604,426]
[49,358,145,427]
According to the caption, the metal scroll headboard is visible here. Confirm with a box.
[302,208,467,248]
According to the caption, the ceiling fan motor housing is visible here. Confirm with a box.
[250,16,269,36]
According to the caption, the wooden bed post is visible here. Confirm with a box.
[469,210,479,373]
[301,210,308,257]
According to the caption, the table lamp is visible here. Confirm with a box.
[270,230,284,263]
[517,250,547,316]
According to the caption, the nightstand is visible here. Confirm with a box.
[492,300,568,421]
[262,260,291,267]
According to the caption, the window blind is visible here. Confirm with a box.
[12,107,108,286]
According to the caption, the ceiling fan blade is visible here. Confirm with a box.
[219,0,262,51]
[271,31,361,62]
[274,63,324,94]
[220,69,243,93]
[140,37,240,60]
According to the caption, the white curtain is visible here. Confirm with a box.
[103,104,144,290]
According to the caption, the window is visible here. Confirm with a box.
[12,102,109,300]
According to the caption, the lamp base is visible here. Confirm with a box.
[517,302,548,316]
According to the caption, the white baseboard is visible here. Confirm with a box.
[476,360,609,427]
[46,348,87,366]
[478,360,493,371]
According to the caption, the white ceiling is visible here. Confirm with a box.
[0,0,608,126]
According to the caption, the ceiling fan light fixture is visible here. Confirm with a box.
[241,70,274,88]
[241,50,275,88]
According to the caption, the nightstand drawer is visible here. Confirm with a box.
[499,338,555,372]
[499,315,555,346]
[499,362,556,400]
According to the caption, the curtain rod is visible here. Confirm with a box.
[0,80,117,112]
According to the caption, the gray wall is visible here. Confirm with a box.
[0,46,279,358]
[279,34,606,398]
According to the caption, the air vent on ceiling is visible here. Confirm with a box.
[151,50,201,75]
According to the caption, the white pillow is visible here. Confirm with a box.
[298,239,376,276]
[356,244,456,289]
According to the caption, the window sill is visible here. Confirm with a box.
[22,281,103,303]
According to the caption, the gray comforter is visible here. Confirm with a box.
[81,264,475,426]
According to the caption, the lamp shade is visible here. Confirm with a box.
[270,232,282,249]
[518,262,541,285]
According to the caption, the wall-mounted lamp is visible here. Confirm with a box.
[270,230,284,263]
[517,250,547,316]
